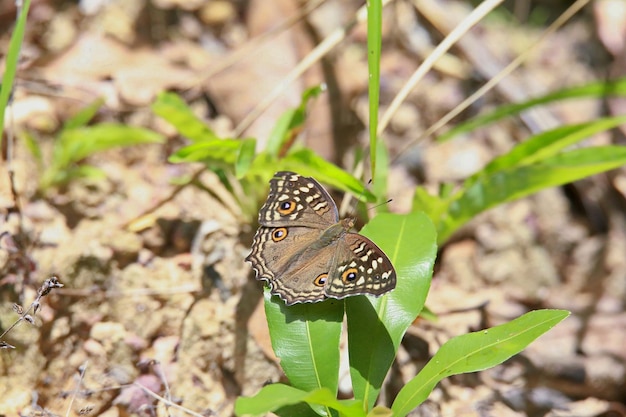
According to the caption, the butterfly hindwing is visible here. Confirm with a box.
[246,226,332,305]
[325,233,396,299]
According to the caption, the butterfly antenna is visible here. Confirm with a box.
[368,199,393,213]
[340,174,372,219]
[342,174,391,221]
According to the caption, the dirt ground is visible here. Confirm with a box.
[1,0,626,416]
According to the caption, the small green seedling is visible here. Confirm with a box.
[23,99,164,192]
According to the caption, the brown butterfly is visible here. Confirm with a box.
[246,171,396,305]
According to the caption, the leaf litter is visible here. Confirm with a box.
[1,0,626,416]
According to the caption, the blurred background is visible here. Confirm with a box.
[1,0,625,416]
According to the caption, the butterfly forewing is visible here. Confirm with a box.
[258,171,339,228]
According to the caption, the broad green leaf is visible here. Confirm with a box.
[391,309,570,416]
[438,77,626,142]
[168,138,240,165]
[235,384,363,417]
[275,403,328,417]
[152,91,218,142]
[346,212,437,411]
[55,123,164,166]
[266,84,325,157]
[280,149,375,201]
[235,384,310,417]
[63,98,105,130]
[264,289,343,411]
[236,138,257,178]
[367,0,382,176]
[438,146,626,242]
[466,116,626,185]
[42,123,163,189]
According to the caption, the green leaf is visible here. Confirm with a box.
[280,149,375,201]
[152,91,217,142]
[63,165,107,182]
[367,406,393,417]
[168,138,241,166]
[267,108,299,157]
[236,138,257,178]
[391,309,570,416]
[417,117,626,243]
[438,77,626,142]
[235,384,364,417]
[303,388,363,416]
[466,116,626,186]
[264,290,344,397]
[55,123,164,166]
[266,84,325,157]
[42,165,107,188]
[346,212,437,411]
[419,305,438,322]
[0,0,32,148]
[63,98,105,130]
[235,384,310,417]
[41,123,164,190]
[412,186,449,228]
[438,146,626,242]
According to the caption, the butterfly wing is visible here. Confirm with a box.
[246,226,335,305]
[324,233,396,299]
[258,171,339,228]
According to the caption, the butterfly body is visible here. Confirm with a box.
[246,171,396,305]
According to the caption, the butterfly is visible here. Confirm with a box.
[246,171,396,305]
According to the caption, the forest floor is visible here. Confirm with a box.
[1,0,626,416]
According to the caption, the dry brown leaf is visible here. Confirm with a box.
[40,33,196,107]
[205,0,302,142]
